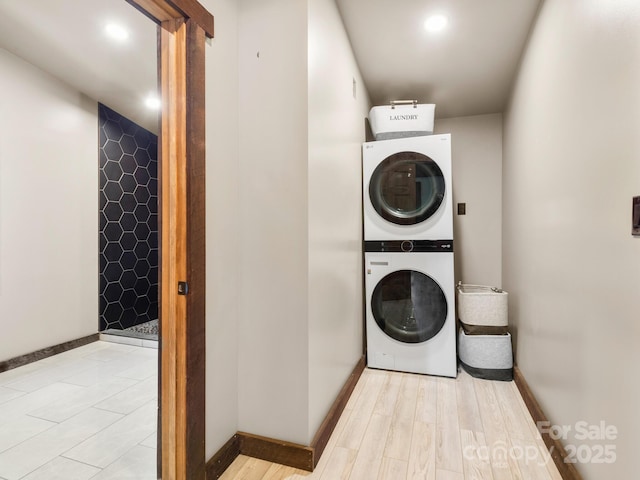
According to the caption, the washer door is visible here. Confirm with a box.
[371,269,447,344]
[369,151,445,225]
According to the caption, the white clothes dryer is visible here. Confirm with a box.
[363,134,452,241]
[365,245,456,377]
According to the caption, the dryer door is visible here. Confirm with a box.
[371,269,447,343]
[369,151,445,225]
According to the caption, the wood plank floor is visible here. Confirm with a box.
[220,368,562,480]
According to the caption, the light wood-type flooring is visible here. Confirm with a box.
[220,368,562,480]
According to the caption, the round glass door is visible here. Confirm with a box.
[371,270,447,343]
[369,151,445,225]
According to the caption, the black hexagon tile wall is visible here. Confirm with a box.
[98,104,158,331]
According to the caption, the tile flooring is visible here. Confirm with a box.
[1,341,561,480]
[0,341,158,480]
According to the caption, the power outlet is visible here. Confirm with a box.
[457,203,466,215]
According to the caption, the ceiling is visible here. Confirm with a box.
[335,0,541,118]
[0,0,158,133]
[0,0,541,129]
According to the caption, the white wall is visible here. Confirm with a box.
[202,0,240,458]
[307,0,369,440]
[0,48,98,362]
[503,1,640,478]
[435,114,503,287]
[237,0,310,444]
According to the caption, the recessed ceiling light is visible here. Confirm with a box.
[145,95,161,110]
[105,23,129,42]
[424,14,448,33]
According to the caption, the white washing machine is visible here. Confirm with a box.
[365,245,456,377]
[363,134,452,241]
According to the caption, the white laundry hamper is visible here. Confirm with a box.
[457,283,508,335]
[458,329,513,381]
[368,101,435,140]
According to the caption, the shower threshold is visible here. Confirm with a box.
[101,319,158,347]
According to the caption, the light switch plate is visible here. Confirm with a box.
[633,196,640,236]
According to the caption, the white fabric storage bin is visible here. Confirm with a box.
[369,102,435,140]
[458,328,513,381]
[457,283,508,334]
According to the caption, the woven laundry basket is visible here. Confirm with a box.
[457,283,508,335]
[458,328,513,381]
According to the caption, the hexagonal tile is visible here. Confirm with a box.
[147,196,158,214]
[105,262,124,281]
[120,154,137,174]
[120,212,136,232]
[103,242,123,260]
[120,232,137,251]
[148,251,158,268]
[134,167,150,186]
[104,222,123,242]
[135,259,151,278]
[148,215,158,233]
[99,104,160,333]
[119,251,137,271]
[148,267,158,286]
[120,134,137,155]
[134,148,151,166]
[120,174,137,194]
[99,274,109,291]
[104,181,124,202]
[104,139,124,160]
[121,193,136,212]
[100,253,108,271]
[148,234,158,249]
[104,202,123,222]
[119,269,137,289]
[134,223,150,241]
[135,296,151,316]
[134,131,152,149]
[120,117,138,137]
[99,127,108,148]
[104,302,124,324]
[104,283,124,304]
[119,289,137,308]
[134,278,151,297]
[99,212,109,230]
[134,204,150,223]
[119,308,138,329]
[103,160,123,182]
[148,159,158,179]
[99,191,108,211]
[99,169,108,187]
[134,185,150,205]
[103,121,122,141]
[134,241,151,260]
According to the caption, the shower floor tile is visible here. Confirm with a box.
[0,341,157,480]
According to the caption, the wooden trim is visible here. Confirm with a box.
[205,435,241,479]
[0,334,99,373]
[310,355,366,467]
[206,356,367,476]
[183,18,208,480]
[121,2,212,480]
[237,432,314,472]
[127,0,214,38]
[513,366,583,480]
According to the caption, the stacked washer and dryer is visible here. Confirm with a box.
[363,103,456,377]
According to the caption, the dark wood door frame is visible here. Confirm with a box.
[126,1,213,479]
